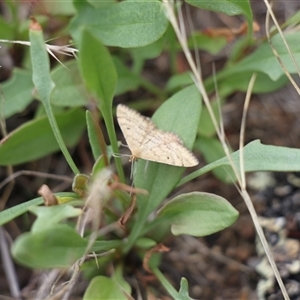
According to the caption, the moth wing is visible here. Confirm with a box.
[139,130,199,167]
[116,104,154,155]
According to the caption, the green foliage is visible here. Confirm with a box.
[69,0,168,47]
[83,276,130,300]
[51,60,89,107]
[0,109,85,165]
[1,0,300,298]
[12,224,88,268]
[157,192,239,236]
[186,0,253,35]
[1,69,34,118]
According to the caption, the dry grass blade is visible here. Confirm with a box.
[163,1,290,299]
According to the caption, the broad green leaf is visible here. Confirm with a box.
[70,0,168,47]
[2,69,34,119]
[12,224,88,268]
[51,60,89,107]
[219,33,300,81]
[86,0,115,9]
[124,85,201,252]
[157,192,239,236]
[166,72,193,92]
[30,205,82,233]
[179,140,300,186]
[186,0,253,34]
[195,137,234,183]
[0,193,79,226]
[130,36,164,61]
[0,109,86,165]
[83,276,128,300]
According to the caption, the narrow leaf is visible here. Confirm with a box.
[79,30,117,112]
[0,193,79,226]
[179,140,300,186]
[30,19,79,174]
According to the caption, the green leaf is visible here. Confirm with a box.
[198,101,221,137]
[70,0,168,48]
[83,276,128,300]
[91,240,122,253]
[30,19,79,174]
[86,110,103,160]
[218,140,300,172]
[188,33,227,55]
[124,85,201,252]
[51,60,89,107]
[166,72,193,92]
[113,265,132,295]
[0,193,79,226]
[0,198,43,226]
[113,57,141,95]
[157,192,239,236]
[79,31,117,112]
[2,69,34,118]
[130,36,164,61]
[218,72,289,97]
[0,108,86,165]
[12,224,88,268]
[30,23,54,108]
[219,33,300,81]
[130,37,164,73]
[79,29,124,182]
[179,278,193,300]
[186,0,253,34]
[30,205,82,233]
[284,10,300,27]
[135,237,157,249]
[195,137,234,183]
[42,0,75,15]
[0,18,14,40]
[179,140,300,186]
